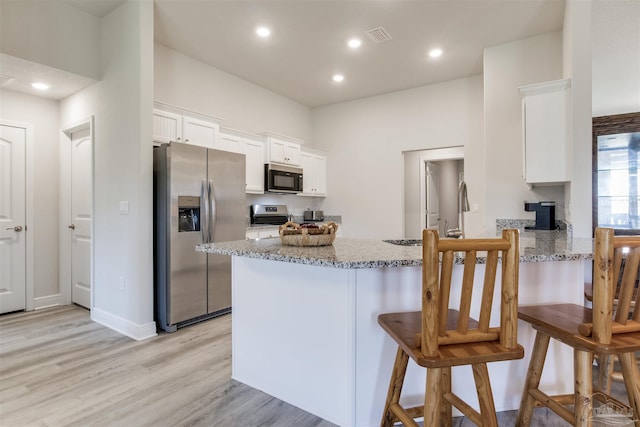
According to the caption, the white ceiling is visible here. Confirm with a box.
[153,0,566,107]
[2,0,566,106]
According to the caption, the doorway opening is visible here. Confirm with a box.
[403,147,464,239]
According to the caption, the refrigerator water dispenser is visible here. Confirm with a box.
[178,196,200,232]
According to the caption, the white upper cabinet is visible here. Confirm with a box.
[183,116,219,149]
[153,106,221,149]
[300,151,327,197]
[217,132,244,154]
[244,137,265,194]
[266,137,301,166]
[220,128,266,194]
[153,110,183,144]
[519,79,571,185]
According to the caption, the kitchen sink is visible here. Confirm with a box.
[383,239,422,246]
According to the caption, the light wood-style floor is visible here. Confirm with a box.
[0,305,627,426]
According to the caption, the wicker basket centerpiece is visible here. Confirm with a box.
[278,221,339,246]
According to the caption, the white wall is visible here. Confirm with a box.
[154,43,313,142]
[592,0,640,116]
[0,0,100,80]
[312,76,484,239]
[60,0,155,340]
[0,89,60,304]
[483,31,565,235]
[563,0,593,238]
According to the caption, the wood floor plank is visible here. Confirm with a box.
[0,306,335,427]
[0,305,630,426]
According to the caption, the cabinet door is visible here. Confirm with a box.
[245,138,265,194]
[520,79,571,184]
[268,139,287,163]
[217,133,244,154]
[312,155,327,196]
[153,110,182,144]
[300,152,314,195]
[267,138,301,166]
[299,153,327,196]
[284,142,301,166]
[183,117,219,149]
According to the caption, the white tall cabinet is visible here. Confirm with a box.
[519,79,571,185]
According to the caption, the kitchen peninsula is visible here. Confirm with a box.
[197,231,593,427]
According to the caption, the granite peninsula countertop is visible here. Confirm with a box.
[196,230,594,269]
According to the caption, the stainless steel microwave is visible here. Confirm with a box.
[264,163,303,194]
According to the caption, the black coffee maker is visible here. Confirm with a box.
[524,201,556,230]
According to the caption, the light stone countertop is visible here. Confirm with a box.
[196,231,594,269]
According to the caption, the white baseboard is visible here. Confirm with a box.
[91,307,157,341]
[34,294,61,310]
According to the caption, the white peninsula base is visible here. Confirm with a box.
[231,256,585,427]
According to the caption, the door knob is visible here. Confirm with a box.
[6,226,23,232]
[68,224,76,230]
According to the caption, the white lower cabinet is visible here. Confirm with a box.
[246,228,279,240]
[300,152,327,196]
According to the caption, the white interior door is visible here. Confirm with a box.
[425,162,440,230]
[0,124,26,313]
[70,128,92,309]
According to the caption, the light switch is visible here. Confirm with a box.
[119,201,129,214]
[472,203,479,213]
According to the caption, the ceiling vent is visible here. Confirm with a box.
[366,26,392,44]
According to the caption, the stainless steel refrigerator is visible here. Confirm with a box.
[154,143,246,332]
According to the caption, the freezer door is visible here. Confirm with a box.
[207,148,246,313]
[169,144,208,324]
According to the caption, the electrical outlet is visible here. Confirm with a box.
[472,203,480,213]
[119,276,125,291]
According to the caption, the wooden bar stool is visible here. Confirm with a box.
[378,229,523,427]
[517,228,640,427]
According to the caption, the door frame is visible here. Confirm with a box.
[0,120,34,311]
[418,146,464,232]
[60,116,94,308]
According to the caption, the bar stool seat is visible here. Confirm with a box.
[516,228,640,427]
[378,229,523,427]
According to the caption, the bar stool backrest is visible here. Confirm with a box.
[419,229,520,358]
[580,228,640,344]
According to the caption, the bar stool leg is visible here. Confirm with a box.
[516,331,550,427]
[440,367,452,427]
[424,367,443,427]
[381,347,409,427]
[619,351,640,427]
[574,349,593,427]
[473,363,498,427]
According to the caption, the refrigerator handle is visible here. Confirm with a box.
[208,179,216,243]
[201,179,208,243]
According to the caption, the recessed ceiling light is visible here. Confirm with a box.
[31,82,50,90]
[256,27,271,38]
[332,74,344,83]
[429,48,443,58]
[348,38,361,49]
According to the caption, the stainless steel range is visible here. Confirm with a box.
[250,204,289,225]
